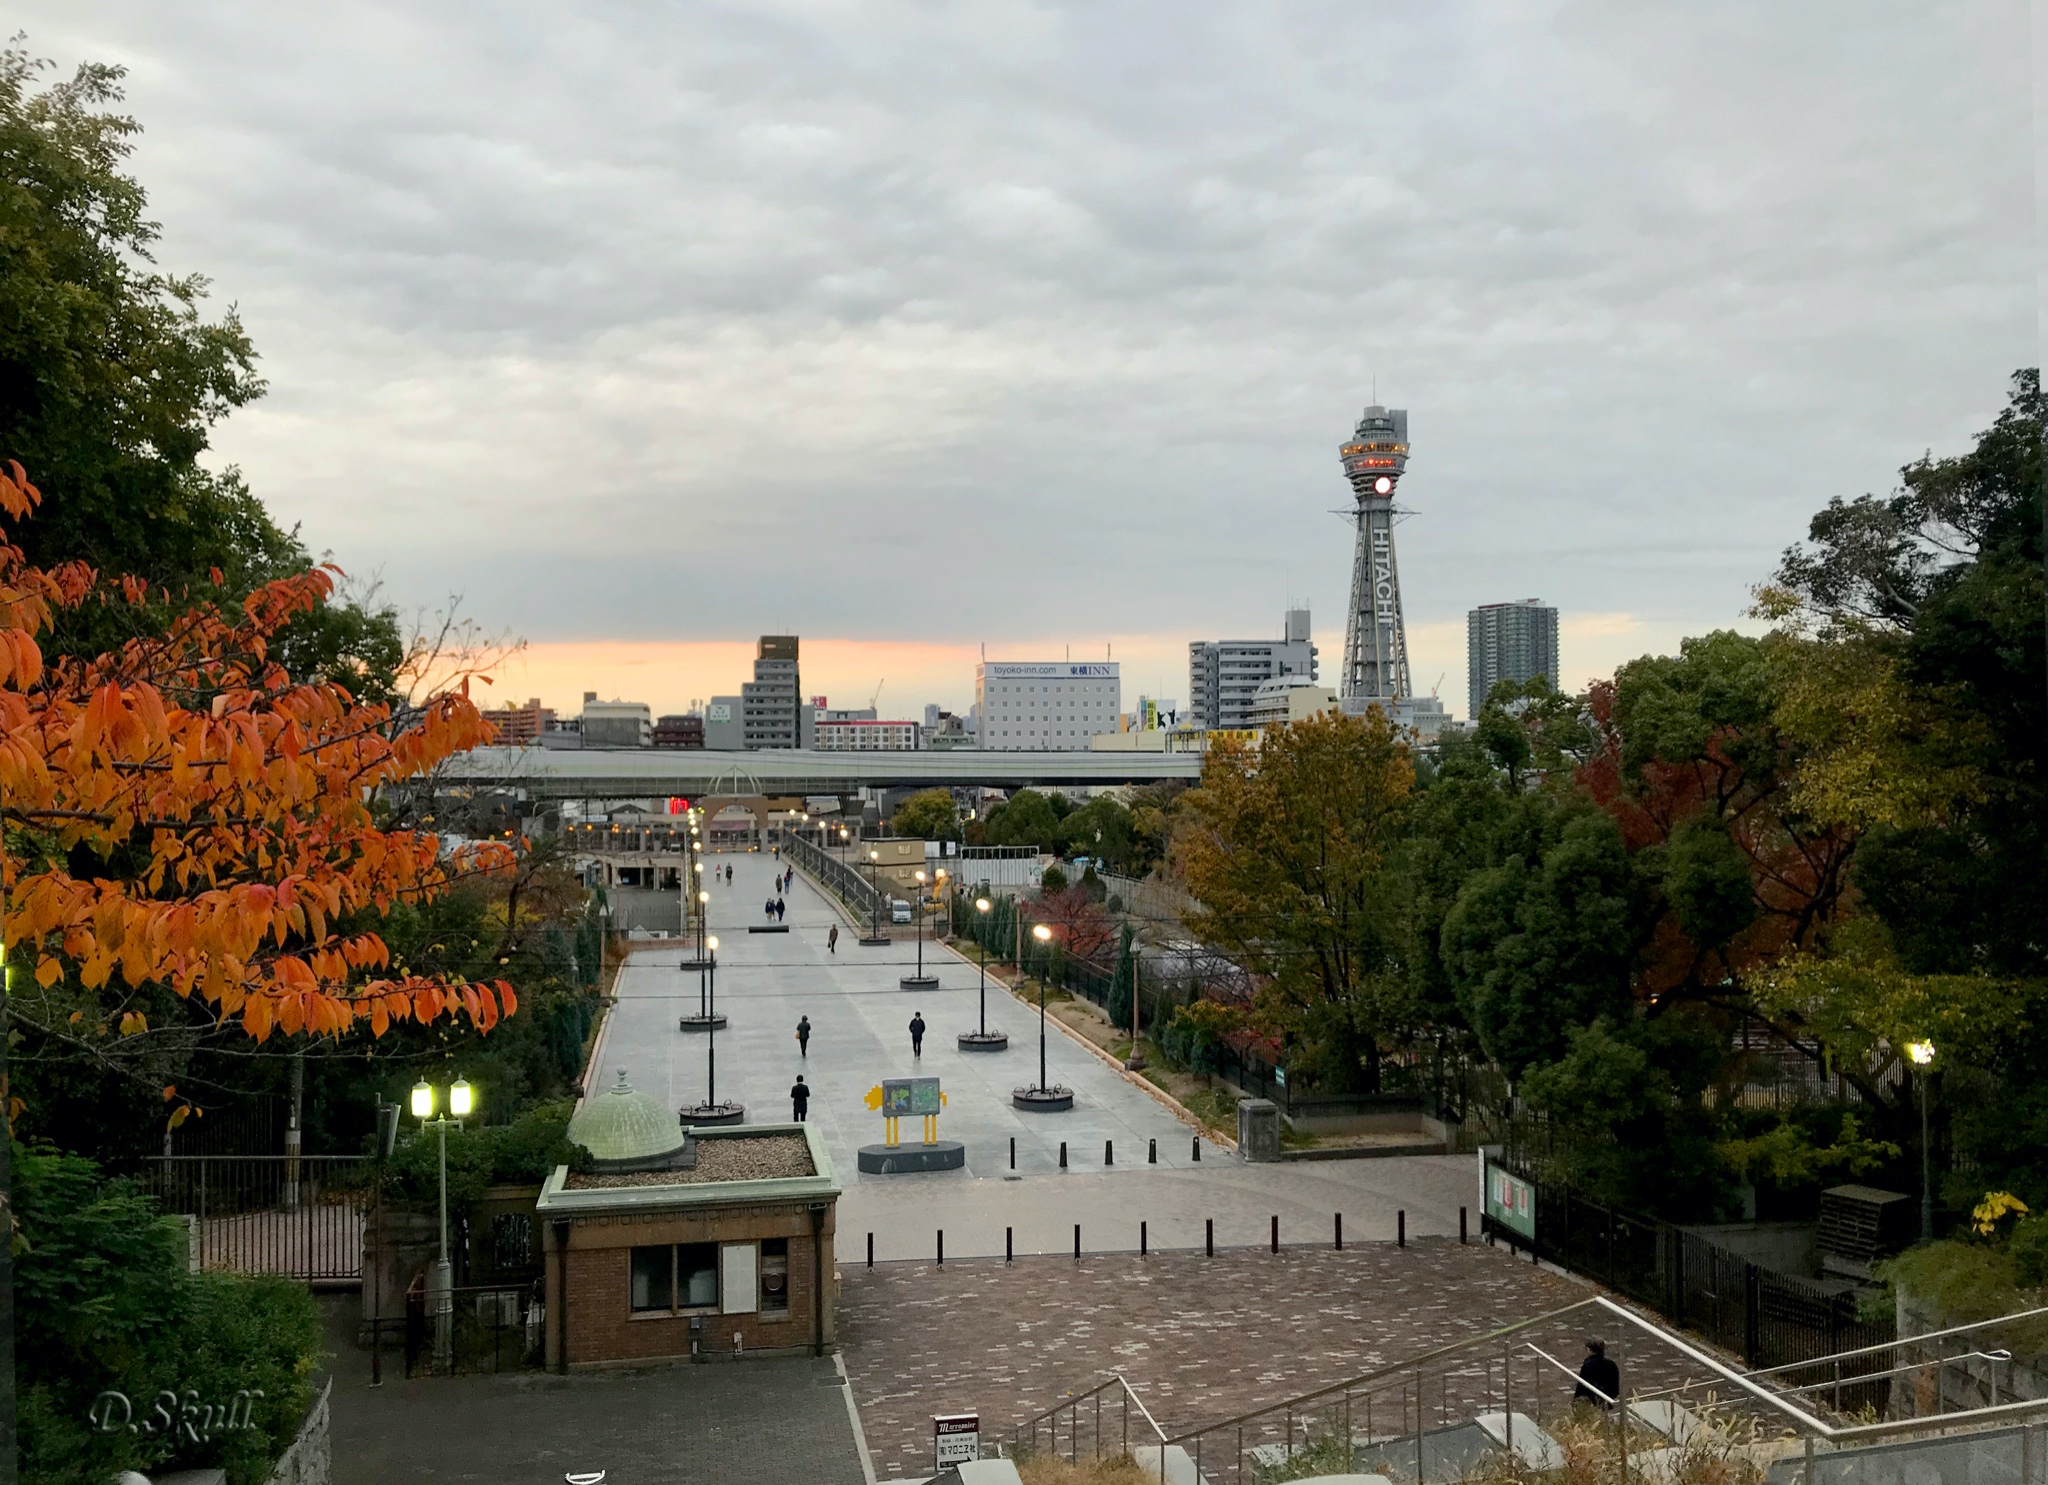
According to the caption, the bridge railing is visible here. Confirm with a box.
[785,834,882,927]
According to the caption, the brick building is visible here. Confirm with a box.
[480,697,556,744]
[539,1073,840,1369]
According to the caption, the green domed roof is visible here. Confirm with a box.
[570,1070,688,1168]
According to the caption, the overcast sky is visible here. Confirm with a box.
[24,1,2038,717]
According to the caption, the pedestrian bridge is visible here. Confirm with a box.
[436,745,1206,801]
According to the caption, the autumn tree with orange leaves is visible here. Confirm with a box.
[0,461,519,1126]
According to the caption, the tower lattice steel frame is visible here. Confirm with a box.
[1339,404,1412,705]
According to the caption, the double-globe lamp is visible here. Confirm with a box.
[409,1076,474,1371]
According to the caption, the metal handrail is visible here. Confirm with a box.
[1163,1294,2048,1451]
[1002,1371,1170,1479]
[1739,1305,2048,1378]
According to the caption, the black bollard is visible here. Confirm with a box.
[1105,1140,1113,1167]
[1148,1138,1157,1164]
[1010,1136,1016,1170]
[1141,1221,1148,1256]
[1271,1215,1279,1253]
[937,1229,944,1266]
[867,1232,874,1269]
[1006,1226,1013,1262]
[1059,1141,1067,1169]
[1073,1224,1081,1260]
[1206,1218,1214,1257]
[1192,1136,1201,1162]
[1398,1210,1406,1247]
[1460,1206,1468,1244]
[1335,1212,1343,1251]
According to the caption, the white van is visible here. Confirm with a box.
[889,899,913,924]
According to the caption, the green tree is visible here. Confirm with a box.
[891,788,961,841]
[1176,711,1414,1092]
[984,788,1063,849]
[15,1144,321,1485]
[1440,800,1642,1077]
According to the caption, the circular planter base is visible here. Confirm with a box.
[677,958,711,971]
[857,935,892,947]
[678,1014,728,1032]
[899,974,941,990]
[680,1102,746,1127]
[1012,1086,1075,1112]
[957,1031,1009,1052]
[856,1140,966,1174]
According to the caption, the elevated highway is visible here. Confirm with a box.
[435,745,1206,801]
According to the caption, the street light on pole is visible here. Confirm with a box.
[1908,1039,1937,1239]
[1012,922,1073,1110]
[681,935,744,1125]
[410,1075,474,1372]
[958,895,1008,1052]
[901,868,938,988]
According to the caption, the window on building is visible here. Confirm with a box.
[629,1242,721,1313]
[760,1238,790,1315]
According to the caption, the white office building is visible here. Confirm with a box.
[974,661,1120,751]
[814,719,920,751]
[1189,608,1319,731]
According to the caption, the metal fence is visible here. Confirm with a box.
[147,1154,376,1283]
[404,1280,542,1377]
[786,834,882,925]
[1486,1155,1894,1405]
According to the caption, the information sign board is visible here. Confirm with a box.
[934,1413,980,1467]
[882,1077,942,1117]
[1484,1157,1536,1240]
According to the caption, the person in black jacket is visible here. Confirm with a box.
[790,1075,810,1121]
[908,1012,926,1057]
[1574,1339,1619,1408]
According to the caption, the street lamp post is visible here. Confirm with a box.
[679,892,724,1031]
[410,1075,474,1372]
[1012,922,1073,1111]
[901,869,938,988]
[860,848,889,946]
[958,895,1008,1052]
[1908,1039,1937,1239]
[682,936,744,1125]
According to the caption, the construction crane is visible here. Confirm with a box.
[870,679,884,713]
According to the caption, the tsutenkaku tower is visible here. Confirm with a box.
[1339,404,1412,706]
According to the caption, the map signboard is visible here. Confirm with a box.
[882,1078,942,1117]
[934,1413,980,1467]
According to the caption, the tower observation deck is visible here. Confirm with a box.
[1339,404,1412,705]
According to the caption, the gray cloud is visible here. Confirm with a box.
[23,0,2036,703]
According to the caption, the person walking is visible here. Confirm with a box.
[828,924,838,954]
[1573,1340,1620,1409]
[725,864,732,884]
[796,1015,811,1057]
[909,1011,926,1057]
[775,897,786,921]
[789,1074,810,1122]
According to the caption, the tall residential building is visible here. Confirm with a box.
[1338,405,1413,709]
[480,697,555,744]
[1189,607,1318,731]
[974,661,1120,750]
[1467,600,1560,718]
[579,692,652,748]
[741,635,808,749]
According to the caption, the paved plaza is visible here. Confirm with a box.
[839,1241,1596,1479]
[595,851,1481,1260]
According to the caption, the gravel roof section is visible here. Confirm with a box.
[566,1133,814,1188]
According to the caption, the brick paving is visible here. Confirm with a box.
[839,1236,1598,1479]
